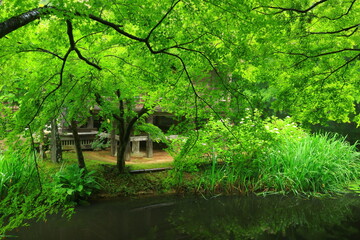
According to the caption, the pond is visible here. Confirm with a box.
[9,194,360,239]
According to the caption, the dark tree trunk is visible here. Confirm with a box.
[116,123,132,173]
[70,119,86,169]
[50,119,62,163]
[116,91,127,173]
[116,138,127,173]
[0,7,52,38]
[110,119,117,156]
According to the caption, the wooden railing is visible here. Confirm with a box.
[60,131,179,160]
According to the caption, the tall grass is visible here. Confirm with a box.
[196,150,256,194]
[255,134,360,195]
[188,133,360,196]
[0,151,37,199]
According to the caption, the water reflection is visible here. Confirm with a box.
[169,195,360,240]
[9,194,360,240]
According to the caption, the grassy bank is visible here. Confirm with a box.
[1,127,360,235]
[57,131,360,199]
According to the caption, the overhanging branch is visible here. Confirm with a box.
[320,0,357,20]
[18,48,64,60]
[309,23,360,35]
[0,6,53,38]
[276,48,360,67]
[253,0,328,14]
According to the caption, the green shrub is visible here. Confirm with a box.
[91,132,110,150]
[0,149,74,235]
[264,116,308,141]
[170,115,360,196]
[54,164,101,201]
[170,109,273,173]
[255,133,360,195]
[0,181,74,235]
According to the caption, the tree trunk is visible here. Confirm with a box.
[146,116,154,158]
[116,121,132,173]
[50,119,62,163]
[110,119,117,156]
[116,139,128,173]
[70,119,86,169]
[0,7,52,38]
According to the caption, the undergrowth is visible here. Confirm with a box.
[0,148,100,235]
[169,116,360,197]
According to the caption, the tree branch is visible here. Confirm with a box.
[0,6,53,38]
[320,0,357,20]
[320,53,360,87]
[66,20,102,70]
[149,32,207,54]
[176,46,254,111]
[309,23,360,35]
[145,0,181,41]
[18,48,64,60]
[88,14,145,42]
[66,20,76,49]
[74,48,102,70]
[104,54,160,80]
[278,48,360,58]
[26,47,72,126]
[253,0,328,14]
[127,106,148,131]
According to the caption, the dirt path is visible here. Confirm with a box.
[82,150,174,165]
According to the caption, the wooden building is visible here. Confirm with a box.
[59,107,176,160]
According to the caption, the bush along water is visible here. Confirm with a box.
[169,113,360,196]
[0,148,70,235]
[255,133,360,196]
[168,109,275,193]
[0,145,100,235]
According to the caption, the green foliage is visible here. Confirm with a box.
[136,122,168,144]
[1,0,360,201]
[170,109,272,173]
[168,110,274,190]
[255,134,360,196]
[91,132,110,151]
[170,116,360,196]
[264,116,307,141]
[0,181,74,235]
[54,164,101,201]
[0,149,36,199]
[0,150,74,235]
[348,180,360,195]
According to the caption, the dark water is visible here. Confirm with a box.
[8,194,360,240]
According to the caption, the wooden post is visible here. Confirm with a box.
[132,141,140,154]
[125,141,131,161]
[87,116,94,129]
[50,119,62,163]
[146,116,153,158]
